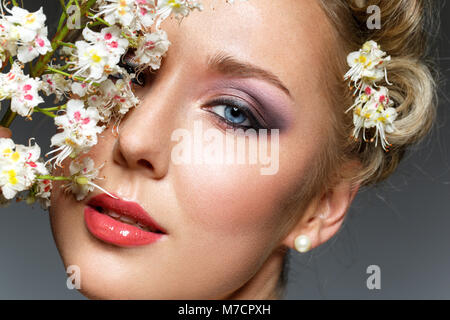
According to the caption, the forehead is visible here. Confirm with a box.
[158,0,335,101]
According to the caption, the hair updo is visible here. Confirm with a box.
[318,0,438,188]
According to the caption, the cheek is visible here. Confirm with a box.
[171,151,305,243]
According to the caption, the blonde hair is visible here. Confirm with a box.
[318,0,438,187]
[275,0,439,298]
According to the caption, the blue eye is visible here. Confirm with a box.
[211,105,251,126]
[206,97,264,130]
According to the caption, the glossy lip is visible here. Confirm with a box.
[84,193,167,247]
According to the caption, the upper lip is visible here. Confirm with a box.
[87,193,167,234]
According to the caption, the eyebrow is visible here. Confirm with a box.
[206,51,292,98]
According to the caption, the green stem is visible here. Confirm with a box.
[58,41,75,48]
[32,0,98,78]
[46,66,99,86]
[38,105,67,112]
[34,107,56,118]
[57,0,74,33]
[57,64,72,71]
[11,0,18,6]
[0,107,16,128]
[58,0,66,11]
[36,175,71,181]
[86,21,104,28]
[87,12,110,27]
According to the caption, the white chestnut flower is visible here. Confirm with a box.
[0,138,47,200]
[155,0,203,29]
[95,0,158,32]
[64,157,116,201]
[344,40,391,87]
[350,86,397,151]
[132,29,170,70]
[41,73,72,102]
[1,6,52,63]
[47,99,104,167]
[82,26,129,59]
[0,62,44,117]
[71,41,114,82]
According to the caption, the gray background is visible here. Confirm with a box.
[0,0,449,299]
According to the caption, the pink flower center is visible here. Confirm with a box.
[104,33,112,40]
[74,111,91,124]
[24,94,33,101]
[36,37,45,47]
[26,161,37,168]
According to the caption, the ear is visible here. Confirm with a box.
[281,161,361,251]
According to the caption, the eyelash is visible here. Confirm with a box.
[203,97,266,130]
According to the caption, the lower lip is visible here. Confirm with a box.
[84,206,164,247]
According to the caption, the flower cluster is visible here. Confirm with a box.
[344,40,397,151]
[64,157,117,201]
[48,99,104,168]
[0,6,52,63]
[0,62,44,117]
[0,0,205,204]
[0,138,50,207]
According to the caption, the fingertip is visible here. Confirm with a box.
[0,127,12,139]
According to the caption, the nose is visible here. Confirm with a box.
[112,83,179,180]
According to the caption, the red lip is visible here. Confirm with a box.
[84,193,166,247]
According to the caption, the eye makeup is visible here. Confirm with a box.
[201,77,295,132]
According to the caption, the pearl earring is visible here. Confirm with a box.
[294,235,311,253]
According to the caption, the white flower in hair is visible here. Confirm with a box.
[350,86,397,151]
[345,40,391,87]
[344,41,397,151]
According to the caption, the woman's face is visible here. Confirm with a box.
[50,0,336,299]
